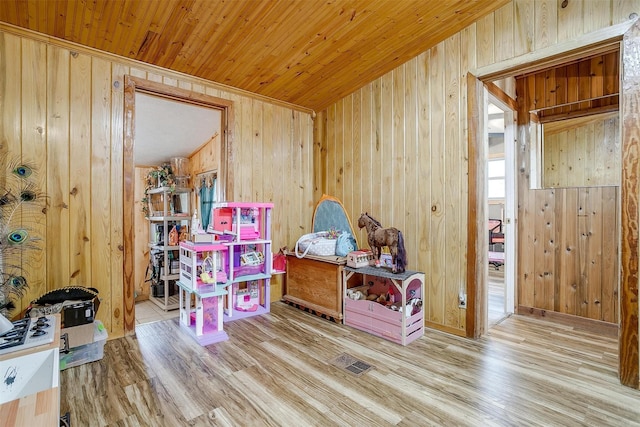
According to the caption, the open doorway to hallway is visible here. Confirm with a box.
[486,97,515,328]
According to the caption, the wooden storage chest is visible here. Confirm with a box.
[283,253,355,321]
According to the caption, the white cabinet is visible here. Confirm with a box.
[147,186,191,311]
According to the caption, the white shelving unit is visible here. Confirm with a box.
[147,186,191,311]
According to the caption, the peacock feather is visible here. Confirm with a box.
[0,157,45,317]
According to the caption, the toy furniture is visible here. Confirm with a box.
[342,266,425,345]
[176,241,230,344]
[176,280,229,345]
[178,241,229,290]
[177,202,273,346]
[211,202,273,320]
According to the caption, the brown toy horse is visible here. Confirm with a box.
[357,213,407,273]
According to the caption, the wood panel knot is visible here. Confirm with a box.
[70,188,78,196]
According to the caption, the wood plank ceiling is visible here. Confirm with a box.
[0,0,509,111]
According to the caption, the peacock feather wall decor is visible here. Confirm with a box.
[0,157,45,317]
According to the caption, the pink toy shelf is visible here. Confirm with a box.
[209,202,272,240]
[342,266,425,346]
[177,202,274,346]
[176,281,229,345]
[179,241,229,291]
[232,280,261,312]
[209,202,274,322]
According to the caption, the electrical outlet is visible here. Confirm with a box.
[458,293,467,309]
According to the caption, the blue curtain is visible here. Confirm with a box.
[199,176,216,230]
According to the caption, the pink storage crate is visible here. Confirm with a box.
[344,299,423,345]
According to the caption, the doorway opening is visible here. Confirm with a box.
[123,76,233,333]
[467,17,637,386]
[486,96,516,328]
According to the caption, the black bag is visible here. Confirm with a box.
[26,286,100,327]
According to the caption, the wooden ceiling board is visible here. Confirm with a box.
[0,0,509,111]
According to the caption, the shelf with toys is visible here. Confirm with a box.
[146,186,191,311]
[208,202,274,321]
[176,240,230,345]
[176,202,274,345]
[342,265,425,346]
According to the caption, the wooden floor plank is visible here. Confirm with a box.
[60,302,640,426]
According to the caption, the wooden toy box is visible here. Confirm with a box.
[342,267,425,345]
[283,253,355,321]
[344,298,423,345]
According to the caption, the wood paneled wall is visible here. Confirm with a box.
[189,133,220,177]
[134,166,153,301]
[315,0,638,334]
[0,27,315,339]
[517,67,620,323]
[543,112,620,187]
[526,51,619,120]
[517,185,619,322]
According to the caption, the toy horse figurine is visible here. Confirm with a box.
[357,213,408,273]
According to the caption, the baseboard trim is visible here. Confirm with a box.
[517,305,618,338]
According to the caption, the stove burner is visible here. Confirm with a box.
[0,315,56,355]
[32,322,50,331]
[0,337,22,348]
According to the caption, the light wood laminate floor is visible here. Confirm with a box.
[488,267,506,327]
[60,302,640,426]
[135,299,179,325]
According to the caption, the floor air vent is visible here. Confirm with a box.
[329,353,374,376]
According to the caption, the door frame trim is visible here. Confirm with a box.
[122,76,234,335]
[467,19,638,388]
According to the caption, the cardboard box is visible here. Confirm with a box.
[61,321,95,349]
[60,321,108,370]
